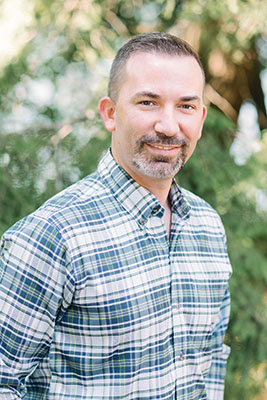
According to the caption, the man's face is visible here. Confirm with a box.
[99,52,207,188]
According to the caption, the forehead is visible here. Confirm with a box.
[118,52,204,98]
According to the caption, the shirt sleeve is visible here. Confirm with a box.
[204,285,231,400]
[0,218,75,398]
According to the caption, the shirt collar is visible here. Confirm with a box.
[97,149,191,225]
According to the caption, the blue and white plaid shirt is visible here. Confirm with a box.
[0,149,232,399]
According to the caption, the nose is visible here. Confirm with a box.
[154,108,180,137]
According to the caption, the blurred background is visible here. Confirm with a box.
[0,0,266,398]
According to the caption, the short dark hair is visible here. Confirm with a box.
[108,32,205,101]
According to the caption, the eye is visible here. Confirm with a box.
[181,104,194,110]
[139,100,156,106]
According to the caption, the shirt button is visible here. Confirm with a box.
[174,303,181,311]
[139,219,146,225]
[179,353,185,361]
[152,206,160,214]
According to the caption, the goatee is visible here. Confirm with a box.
[132,133,189,179]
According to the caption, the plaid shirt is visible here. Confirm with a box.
[0,149,232,400]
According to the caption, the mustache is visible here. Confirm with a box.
[137,133,189,147]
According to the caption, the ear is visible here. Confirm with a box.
[98,97,116,132]
[197,105,207,140]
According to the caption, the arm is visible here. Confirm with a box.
[0,218,74,398]
[204,286,231,400]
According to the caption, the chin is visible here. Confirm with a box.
[133,158,184,179]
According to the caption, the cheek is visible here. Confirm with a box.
[115,109,155,148]
[184,144,195,162]
[184,127,202,160]
[183,119,203,142]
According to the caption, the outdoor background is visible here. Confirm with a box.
[0,0,266,398]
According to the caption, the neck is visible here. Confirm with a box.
[139,176,173,238]
[131,172,173,206]
[140,179,172,206]
[111,150,173,205]
[163,196,172,238]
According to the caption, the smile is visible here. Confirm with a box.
[147,144,180,150]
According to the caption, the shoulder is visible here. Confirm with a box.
[180,187,226,234]
[2,170,108,242]
[38,171,107,218]
[180,187,216,212]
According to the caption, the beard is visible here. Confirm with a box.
[132,133,189,179]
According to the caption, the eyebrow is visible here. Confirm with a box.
[132,91,160,100]
[179,95,201,102]
[132,92,201,102]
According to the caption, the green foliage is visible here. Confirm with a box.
[0,0,266,398]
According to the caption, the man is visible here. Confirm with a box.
[0,33,232,399]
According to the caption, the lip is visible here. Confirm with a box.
[145,143,181,155]
[149,144,179,150]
